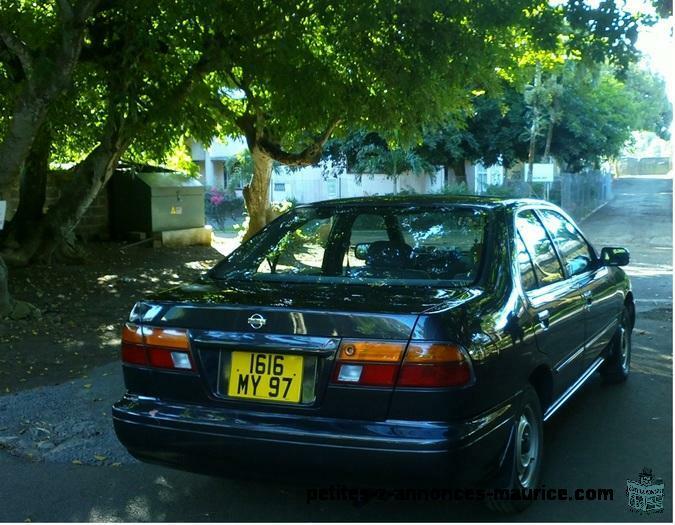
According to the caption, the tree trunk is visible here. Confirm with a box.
[0,96,50,199]
[526,63,543,182]
[543,119,554,162]
[0,255,10,317]
[242,146,274,242]
[452,160,467,186]
[3,117,130,265]
[0,254,38,319]
[527,120,537,182]
[0,1,99,198]
[2,123,51,247]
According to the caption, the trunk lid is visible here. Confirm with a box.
[131,279,481,420]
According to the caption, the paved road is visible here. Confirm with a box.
[0,175,671,522]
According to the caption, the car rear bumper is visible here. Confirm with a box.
[112,394,516,483]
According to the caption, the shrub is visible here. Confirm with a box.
[205,187,244,229]
[441,181,470,195]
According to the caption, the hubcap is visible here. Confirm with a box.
[515,408,540,488]
[619,325,631,373]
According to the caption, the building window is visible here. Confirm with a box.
[274,183,286,192]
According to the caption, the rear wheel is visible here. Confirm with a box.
[600,307,632,384]
[486,386,543,513]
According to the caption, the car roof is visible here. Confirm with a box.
[301,194,550,210]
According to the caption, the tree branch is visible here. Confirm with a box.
[257,119,342,166]
[0,28,33,81]
[58,0,105,25]
[56,0,74,21]
[140,44,229,126]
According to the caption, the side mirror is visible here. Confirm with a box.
[354,243,370,260]
[600,247,630,267]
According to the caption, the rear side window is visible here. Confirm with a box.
[516,232,538,291]
[256,215,334,275]
[516,210,564,287]
[538,210,593,277]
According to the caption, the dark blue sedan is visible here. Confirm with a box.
[113,195,633,512]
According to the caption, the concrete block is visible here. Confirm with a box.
[159,226,212,247]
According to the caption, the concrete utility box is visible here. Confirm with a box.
[109,169,205,239]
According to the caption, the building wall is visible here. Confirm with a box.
[473,163,506,193]
[190,137,247,190]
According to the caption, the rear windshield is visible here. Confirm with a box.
[211,205,488,286]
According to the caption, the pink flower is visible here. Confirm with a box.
[210,193,225,206]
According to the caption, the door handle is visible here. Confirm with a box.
[537,309,550,330]
[581,290,593,310]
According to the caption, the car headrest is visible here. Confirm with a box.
[365,241,412,268]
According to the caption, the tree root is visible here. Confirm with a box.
[0,255,41,321]
[1,299,41,321]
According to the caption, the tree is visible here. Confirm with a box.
[0,0,104,316]
[323,0,652,192]
[548,65,671,171]
[323,130,434,189]
[202,0,580,240]
[0,0,656,311]
[415,89,529,183]
[0,0,233,265]
[0,0,103,197]
[335,60,671,185]
[623,65,672,140]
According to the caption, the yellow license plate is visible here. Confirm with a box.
[228,351,303,403]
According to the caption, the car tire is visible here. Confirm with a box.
[485,386,544,514]
[600,307,632,384]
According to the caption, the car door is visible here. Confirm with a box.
[515,209,588,396]
[537,209,622,370]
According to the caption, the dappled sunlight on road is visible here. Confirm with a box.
[183,259,219,271]
[62,468,491,522]
[624,262,673,278]
[632,342,672,379]
[87,493,160,522]
[619,174,673,180]
[212,232,241,257]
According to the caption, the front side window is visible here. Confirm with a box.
[213,205,488,286]
[538,210,594,277]
[516,210,564,287]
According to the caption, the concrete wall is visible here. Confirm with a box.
[446,161,505,194]
[270,167,444,204]
[3,171,109,239]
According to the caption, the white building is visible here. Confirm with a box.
[189,137,247,191]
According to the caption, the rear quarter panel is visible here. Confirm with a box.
[388,208,546,422]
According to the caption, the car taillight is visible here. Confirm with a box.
[397,343,472,387]
[331,340,406,386]
[330,340,472,388]
[121,323,194,371]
